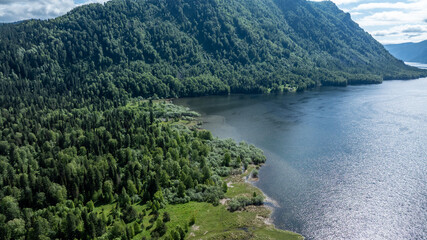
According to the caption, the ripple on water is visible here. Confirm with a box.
[176,78,427,240]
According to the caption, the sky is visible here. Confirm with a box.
[312,0,427,44]
[0,0,109,23]
[0,0,426,44]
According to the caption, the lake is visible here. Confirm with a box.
[175,78,427,240]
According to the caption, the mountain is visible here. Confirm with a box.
[385,40,427,64]
[0,0,425,107]
[0,1,426,239]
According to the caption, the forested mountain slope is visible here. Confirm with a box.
[385,40,427,64]
[0,0,425,106]
[0,0,426,239]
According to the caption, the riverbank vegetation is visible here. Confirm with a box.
[0,99,301,239]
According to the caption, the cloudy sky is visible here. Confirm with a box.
[1,0,426,44]
[312,0,427,44]
[0,0,108,23]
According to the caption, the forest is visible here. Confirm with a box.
[0,99,267,239]
[0,0,426,104]
[0,0,426,239]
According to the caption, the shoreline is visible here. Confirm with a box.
[213,164,304,240]
[187,108,304,239]
[170,78,427,239]
[171,98,303,239]
[245,172,279,225]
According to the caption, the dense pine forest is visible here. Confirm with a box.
[0,0,426,239]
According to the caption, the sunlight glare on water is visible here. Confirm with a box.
[175,78,427,240]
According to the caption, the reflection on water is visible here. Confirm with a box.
[175,78,427,240]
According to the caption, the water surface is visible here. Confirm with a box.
[175,78,427,240]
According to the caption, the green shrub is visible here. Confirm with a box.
[189,215,196,226]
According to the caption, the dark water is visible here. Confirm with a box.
[175,78,427,240]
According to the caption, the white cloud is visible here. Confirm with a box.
[84,0,110,4]
[357,11,422,27]
[310,0,364,4]
[349,11,363,16]
[351,1,427,44]
[311,0,427,44]
[0,0,74,22]
[371,24,427,44]
[353,1,427,11]
[1,0,425,44]
[0,0,109,22]
[334,0,364,4]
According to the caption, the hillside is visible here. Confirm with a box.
[0,0,426,239]
[0,0,426,107]
[385,40,427,64]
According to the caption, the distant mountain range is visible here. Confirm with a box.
[385,40,427,64]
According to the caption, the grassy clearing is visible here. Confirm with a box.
[160,167,303,240]
[93,168,303,240]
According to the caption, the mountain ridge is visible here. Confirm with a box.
[1,1,426,239]
[385,40,427,64]
[0,0,425,105]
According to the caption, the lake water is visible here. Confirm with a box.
[175,78,427,240]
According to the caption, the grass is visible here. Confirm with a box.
[162,201,302,240]
[157,166,303,240]
[169,167,303,239]
[93,168,303,240]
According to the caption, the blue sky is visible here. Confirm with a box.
[0,0,426,44]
